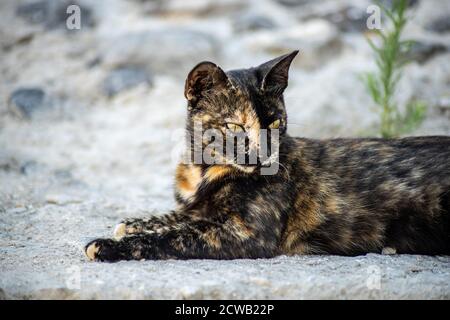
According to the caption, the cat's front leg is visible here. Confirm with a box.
[113,211,196,239]
[85,215,278,261]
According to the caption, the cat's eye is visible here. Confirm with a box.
[226,123,245,133]
[269,119,281,129]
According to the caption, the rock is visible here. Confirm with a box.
[20,161,40,176]
[8,88,46,119]
[295,1,418,33]
[135,0,245,17]
[53,169,73,181]
[16,0,95,30]
[426,16,450,34]
[322,6,367,33]
[102,66,153,97]
[402,41,448,64]
[0,157,43,175]
[101,29,218,77]
[242,20,342,70]
[274,0,311,7]
[0,156,20,172]
[16,1,48,24]
[232,13,277,33]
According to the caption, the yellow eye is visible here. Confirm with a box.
[226,123,245,133]
[269,119,281,129]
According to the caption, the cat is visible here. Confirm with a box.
[85,51,450,261]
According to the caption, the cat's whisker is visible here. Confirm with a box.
[287,122,309,127]
[269,160,291,181]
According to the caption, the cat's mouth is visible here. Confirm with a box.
[229,151,279,174]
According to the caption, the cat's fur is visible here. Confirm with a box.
[85,51,450,261]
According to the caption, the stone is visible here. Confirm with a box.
[232,13,277,33]
[16,1,48,24]
[135,0,245,17]
[426,16,450,34]
[20,161,40,176]
[322,6,367,33]
[101,29,218,77]
[274,0,311,7]
[102,66,153,97]
[402,41,447,64]
[8,88,46,119]
[242,20,343,70]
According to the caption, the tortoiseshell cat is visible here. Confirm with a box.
[85,51,450,261]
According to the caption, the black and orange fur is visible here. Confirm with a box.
[85,51,450,261]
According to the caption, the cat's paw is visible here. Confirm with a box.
[381,247,397,255]
[113,223,127,239]
[113,222,142,239]
[84,238,121,262]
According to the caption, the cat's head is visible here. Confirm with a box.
[184,50,298,174]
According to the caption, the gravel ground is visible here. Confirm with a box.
[1,0,449,299]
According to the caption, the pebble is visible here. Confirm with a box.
[102,66,153,97]
[8,88,46,119]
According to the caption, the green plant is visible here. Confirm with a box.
[363,0,426,138]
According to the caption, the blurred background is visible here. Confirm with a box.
[1,0,450,299]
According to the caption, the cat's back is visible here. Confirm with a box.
[283,135,450,255]
[290,135,450,183]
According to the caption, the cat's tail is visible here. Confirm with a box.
[441,189,450,254]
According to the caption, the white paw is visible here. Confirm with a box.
[113,223,126,240]
[381,247,397,255]
[85,242,100,260]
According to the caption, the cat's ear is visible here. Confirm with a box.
[259,50,299,95]
[184,61,230,105]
